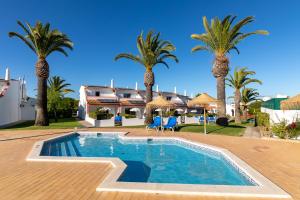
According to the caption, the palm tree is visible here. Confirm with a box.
[115,31,178,124]
[48,76,74,122]
[226,67,262,123]
[241,88,260,120]
[191,15,268,117]
[9,21,73,126]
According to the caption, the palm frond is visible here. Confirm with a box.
[191,45,209,52]
[191,15,268,56]
[9,20,73,58]
[115,30,178,71]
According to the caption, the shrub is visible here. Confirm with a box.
[89,111,98,119]
[121,114,136,119]
[256,112,270,127]
[207,113,217,117]
[248,101,262,115]
[272,121,298,139]
[185,113,197,118]
[216,117,229,126]
[89,107,113,120]
[286,122,298,138]
[271,121,287,139]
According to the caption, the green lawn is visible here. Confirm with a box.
[1,118,249,136]
[177,123,249,136]
[116,123,249,136]
[0,118,83,130]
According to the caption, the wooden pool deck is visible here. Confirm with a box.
[0,128,299,200]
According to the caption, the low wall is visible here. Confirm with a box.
[261,107,300,124]
[122,118,144,126]
[184,116,198,124]
[85,115,115,127]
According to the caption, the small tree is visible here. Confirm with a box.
[47,76,74,122]
[226,67,262,123]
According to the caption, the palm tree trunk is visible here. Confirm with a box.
[35,77,49,125]
[242,107,247,121]
[54,110,58,122]
[34,58,49,126]
[234,89,241,123]
[145,85,153,124]
[216,76,226,117]
[144,69,154,125]
[212,56,229,118]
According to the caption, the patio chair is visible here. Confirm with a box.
[146,116,162,132]
[207,116,216,124]
[163,116,177,132]
[199,115,205,124]
[114,115,122,125]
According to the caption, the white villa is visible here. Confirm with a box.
[0,68,35,127]
[78,80,198,127]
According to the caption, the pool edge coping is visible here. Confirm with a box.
[26,131,291,199]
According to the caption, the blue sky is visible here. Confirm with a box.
[0,0,299,99]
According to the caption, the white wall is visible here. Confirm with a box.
[0,80,35,126]
[184,116,198,124]
[0,81,21,126]
[226,103,235,117]
[21,98,35,121]
[261,107,300,124]
[78,86,87,119]
[122,118,144,126]
[85,115,115,127]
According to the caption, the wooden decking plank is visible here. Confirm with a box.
[0,128,298,199]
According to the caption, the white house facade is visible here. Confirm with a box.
[78,80,195,127]
[0,68,35,127]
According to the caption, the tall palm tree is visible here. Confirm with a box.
[226,67,262,123]
[191,15,268,117]
[48,76,74,122]
[9,21,73,126]
[241,88,260,120]
[115,31,178,124]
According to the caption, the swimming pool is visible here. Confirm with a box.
[40,133,254,185]
[27,132,290,198]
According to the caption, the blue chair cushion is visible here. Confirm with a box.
[148,117,161,128]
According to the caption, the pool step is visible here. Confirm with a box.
[44,140,81,157]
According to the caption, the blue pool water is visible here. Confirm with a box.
[40,133,255,185]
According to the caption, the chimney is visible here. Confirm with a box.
[135,82,138,90]
[156,85,159,92]
[184,90,187,96]
[110,79,114,88]
[174,86,177,94]
[5,67,10,81]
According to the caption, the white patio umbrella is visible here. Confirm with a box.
[175,108,184,112]
[100,107,111,111]
[130,108,140,112]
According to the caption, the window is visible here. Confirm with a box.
[95,91,100,96]
[123,93,131,98]
[166,96,172,101]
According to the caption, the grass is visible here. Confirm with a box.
[177,123,249,136]
[1,118,249,136]
[115,122,250,136]
[0,118,83,130]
